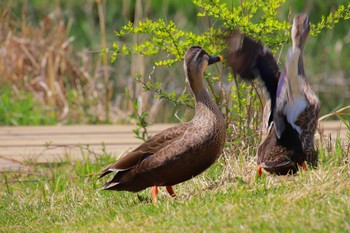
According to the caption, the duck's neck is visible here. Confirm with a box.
[298,51,305,77]
[189,78,220,121]
[298,51,305,76]
[194,88,213,106]
[194,89,219,119]
[293,44,305,77]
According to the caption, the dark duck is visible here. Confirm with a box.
[226,13,320,175]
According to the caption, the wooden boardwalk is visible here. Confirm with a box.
[0,121,348,171]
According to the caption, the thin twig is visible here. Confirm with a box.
[318,105,350,121]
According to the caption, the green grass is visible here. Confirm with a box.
[0,143,349,233]
[0,86,57,126]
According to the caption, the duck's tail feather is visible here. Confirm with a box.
[99,181,120,191]
[98,167,129,191]
[226,31,261,81]
[98,170,112,179]
[226,31,280,125]
[99,170,126,190]
[98,166,130,179]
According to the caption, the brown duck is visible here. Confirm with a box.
[99,46,226,203]
[226,13,320,175]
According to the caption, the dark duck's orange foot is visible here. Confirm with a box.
[151,186,159,205]
[151,186,177,205]
[257,165,263,176]
[301,161,307,171]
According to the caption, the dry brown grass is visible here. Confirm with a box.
[0,5,125,123]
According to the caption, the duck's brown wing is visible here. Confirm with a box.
[257,121,305,175]
[257,125,291,165]
[99,123,190,179]
[100,122,223,191]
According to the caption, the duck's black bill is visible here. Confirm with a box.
[208,55,223,65]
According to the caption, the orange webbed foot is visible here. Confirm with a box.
[152,186,176,204]
[151,186,159,205]
[301,161,307,171]
[257,165,263,177]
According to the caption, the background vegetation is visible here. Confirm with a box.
[0,0,349,126]
[1,1,350,232]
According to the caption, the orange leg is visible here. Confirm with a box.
[151,186,159,205]
[301,161,307,171]
[166,186,176,198]
[257,165,263,176]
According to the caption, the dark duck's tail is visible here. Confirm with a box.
[225,31,280,125]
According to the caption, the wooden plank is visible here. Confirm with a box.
[0,144,136,163]
[0,158,25,171]
[318,120,348,139]
[0,137,141,146]
[0,124,175,135]
[0,124,176,170]
[0,122,347,171]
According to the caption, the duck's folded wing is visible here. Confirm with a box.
[258,129,295,170]
[261,159,293,170]
[99,123,190,178]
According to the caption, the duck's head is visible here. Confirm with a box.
[184,46,222,91]
[291,13,310,50]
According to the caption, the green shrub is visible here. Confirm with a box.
[110,0,350,145]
